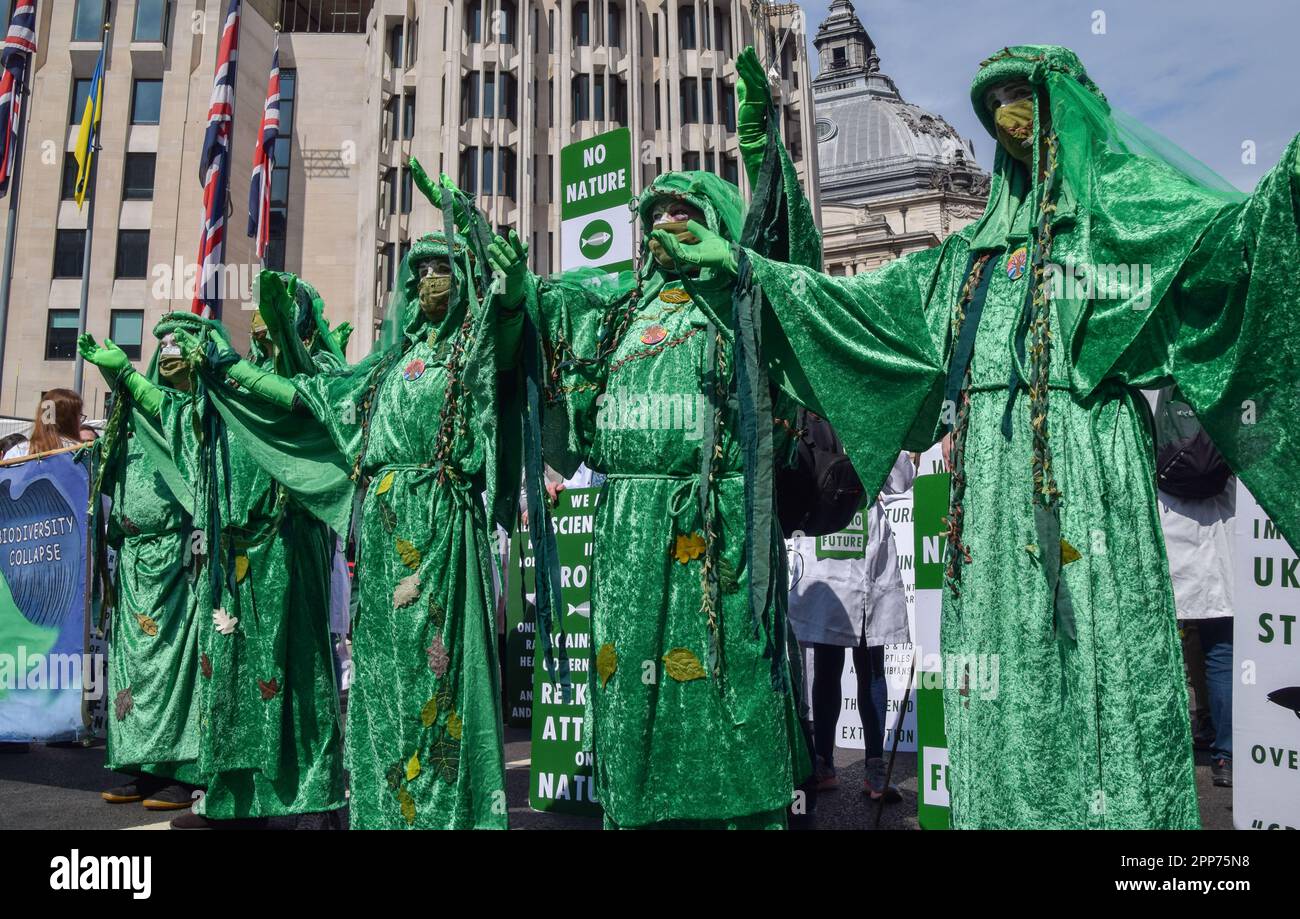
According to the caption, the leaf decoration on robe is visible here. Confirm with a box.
[426,635,449,678]
[717,557,740,594]
[1060,538,1082,565]
[114,688,133,721]
[405,752,421,781]
[430,735,460,783]
[662,647,707,682]
[393,574,421,608]
[379,499,398,532]
[596,643,617,688]
[385,763,402,790]
[375,471,395,495]
[672,532,706,564]
[428,597,446,630]
[396,538,421,570]
[397,786,416,825]
[446,710,463,740]
[200,653,212,679]
[258,677,280,701]
[136,613,159,636]
[234,555,249,584]
[212,608,238,636]
[420,697,439,727]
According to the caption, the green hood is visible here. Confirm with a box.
[376,230,480,352]
[636,170,746,242]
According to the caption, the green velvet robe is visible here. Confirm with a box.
[741,45,1300,829]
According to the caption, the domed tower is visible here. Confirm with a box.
[812,1,989,274]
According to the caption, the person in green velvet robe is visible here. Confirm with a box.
[488,47,940,828]
[173,225,524,829]
[654,44,1300,829]
[80,308,346,826]
[92,338,205,811]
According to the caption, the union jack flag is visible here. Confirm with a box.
[248,31,279,262]
[0,1,38,198]
[193,0,241,317]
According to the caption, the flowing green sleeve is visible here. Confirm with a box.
[742,246,946,498]
[525,269,634,477]
[1167,136,1300,550]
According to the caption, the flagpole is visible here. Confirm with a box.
[73,22,109,395]
[0,54,30,404]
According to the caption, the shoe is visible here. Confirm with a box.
[101,776,163,804]
[142,784,196,811]
[169,811,212,830]
[814,757,839,791]
[864,756,902,803]
[1212,758,1232,788]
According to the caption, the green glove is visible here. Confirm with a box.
[77,333,132,380]
[487,230,529,309]
[735,46,772,185]
[331,321,354,354]
[649,220,737,277]
[174,328,299,411]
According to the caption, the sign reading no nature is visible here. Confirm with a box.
[560,128,634,275]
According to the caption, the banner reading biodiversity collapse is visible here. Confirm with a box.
[0,451,95,741]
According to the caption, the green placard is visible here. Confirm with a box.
[528,487,601,816]
[814,511,865,561]
[560,128,634,275]
[912,470,951,829]
[504,527,535,728]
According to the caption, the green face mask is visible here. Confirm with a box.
[418,273,452,321]
[646,221,702,269]
[994,98,1035,164]
[159,356,191,390]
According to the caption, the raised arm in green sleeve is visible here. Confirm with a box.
[735,46,772,186]
[78,334,164,416]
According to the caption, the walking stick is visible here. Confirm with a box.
[874,650,916,830]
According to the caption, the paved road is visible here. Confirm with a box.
[0,730,1232,830]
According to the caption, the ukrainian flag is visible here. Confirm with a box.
[73,42,105,209]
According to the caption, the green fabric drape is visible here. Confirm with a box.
[743,44,1300,828]
[524,125,830,827]
[198,224,523,828]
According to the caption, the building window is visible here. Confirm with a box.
[265,69,295,271]
[72,0,104,42]
[60,155,80,200]
[122,152,156,200]
[721,82,735,131]
[608,3,622,48]
[53,230,86,279]
[385,96,398,141]
[680,79,698,124]
[384,242,396,292]
[459,146,479,192]
[130,79,163,125]
[654,83,661,130]
[387,24,403,69]
[500,73,517,123]
[402,93,416,139]
[722,154,739,185]
[70,78,92,124]
[400,167,413,215]
[466,0,482,43]
[45,311,81,361]
[382,167,396,215]
[678,7,696,50]
[498,148,516,200]
[703,75,714,124]
[483,72,496,118]
[133,0,169,43]
[462,72,480,119]
[572,74,589,124]
[110,310,145,360]
[593,75,605,121]
[611,76,627,126]
[481,148,494,196]
[498,0,516,44]
[115,230,150,279]
[573,2,590,47]
[683,151,700,171]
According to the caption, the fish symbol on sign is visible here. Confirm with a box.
[582,231,611,247]
[1266,686,1300,719]
[568,601,590,618]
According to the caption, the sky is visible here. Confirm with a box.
[796,0,1300,191]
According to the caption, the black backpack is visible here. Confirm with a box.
[1154,387,1231,499]
[777,408,866,537]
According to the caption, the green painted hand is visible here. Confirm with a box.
[649,220,737,277]
[487,229,529,308]
[735,45,773,184]
[77,334,132,377]
[331,321,354,353]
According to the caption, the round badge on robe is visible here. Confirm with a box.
[1006,247,1028,281]
[403,358,427,381]
[640,325,668,346]
[659,287,691,304]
